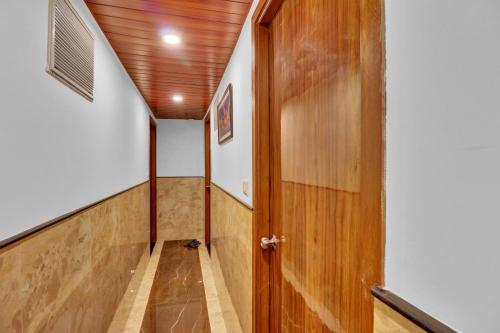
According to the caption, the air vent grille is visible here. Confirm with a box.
[47,0,94,100]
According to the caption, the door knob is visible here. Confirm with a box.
[261,234,279,250]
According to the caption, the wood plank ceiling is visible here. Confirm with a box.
[85,0,252,119]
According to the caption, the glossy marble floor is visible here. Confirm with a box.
[141,240,211,333]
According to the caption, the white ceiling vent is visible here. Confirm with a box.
[47,0,95,101]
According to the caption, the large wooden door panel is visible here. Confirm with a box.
[255,0,385,332]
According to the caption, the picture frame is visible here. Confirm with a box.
[217,83,233,144]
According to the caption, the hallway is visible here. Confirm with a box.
[1,0,500,332]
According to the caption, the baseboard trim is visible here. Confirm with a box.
[157,176,204,179]
[0,180,149,250]
[372,286,457,333]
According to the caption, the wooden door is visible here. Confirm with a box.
[204,112,211,252]
[149,117,157,250]
[253,0,385,331]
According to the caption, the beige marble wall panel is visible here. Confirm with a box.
[210,184,253,333]
[374,299,426,333]
[0,182,150,333]
[157,177,204,242]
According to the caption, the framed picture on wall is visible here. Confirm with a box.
[217,83,233,144]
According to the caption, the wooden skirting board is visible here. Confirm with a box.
[372,286,457,333]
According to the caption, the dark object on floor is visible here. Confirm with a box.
[184,239,201,249]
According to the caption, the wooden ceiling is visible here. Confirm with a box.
[85,0,252,119]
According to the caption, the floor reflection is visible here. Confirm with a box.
[141,241,210,333]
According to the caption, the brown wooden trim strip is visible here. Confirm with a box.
[372,286,457,333]
[202,107,211,121]
[252,2,273,332]
[210,182,253,211]
[157,176,204,178]
[0,180,149,250]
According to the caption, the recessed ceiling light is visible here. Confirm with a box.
[162,34,181,45]
[172,95,183,102]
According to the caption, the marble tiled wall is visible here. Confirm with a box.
[157,177,204,242]
[0,182,150,333]
[210,184,253,333]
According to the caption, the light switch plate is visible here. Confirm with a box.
[242,179,249,196]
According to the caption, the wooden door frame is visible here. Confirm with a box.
[204,110,211,252]
[149,116,157,251]
[252,2,284,332]
[252,0,386,332]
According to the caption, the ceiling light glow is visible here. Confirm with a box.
[172,95,183,102]
[162,34,181,45]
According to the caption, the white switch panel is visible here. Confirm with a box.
[242,179,249,196]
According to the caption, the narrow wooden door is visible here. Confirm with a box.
[149,117,157,250]
[262,0,385,331]
[204,112,211,252]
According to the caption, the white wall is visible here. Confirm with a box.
[385,1,500,332]
[0,0,152,242]
[156,120,204,177]
[209,0,258,207]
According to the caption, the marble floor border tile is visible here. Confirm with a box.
[199,245,228,333]
[107,246,151,333]
[108,241,163,333]
[205,247,244,333]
